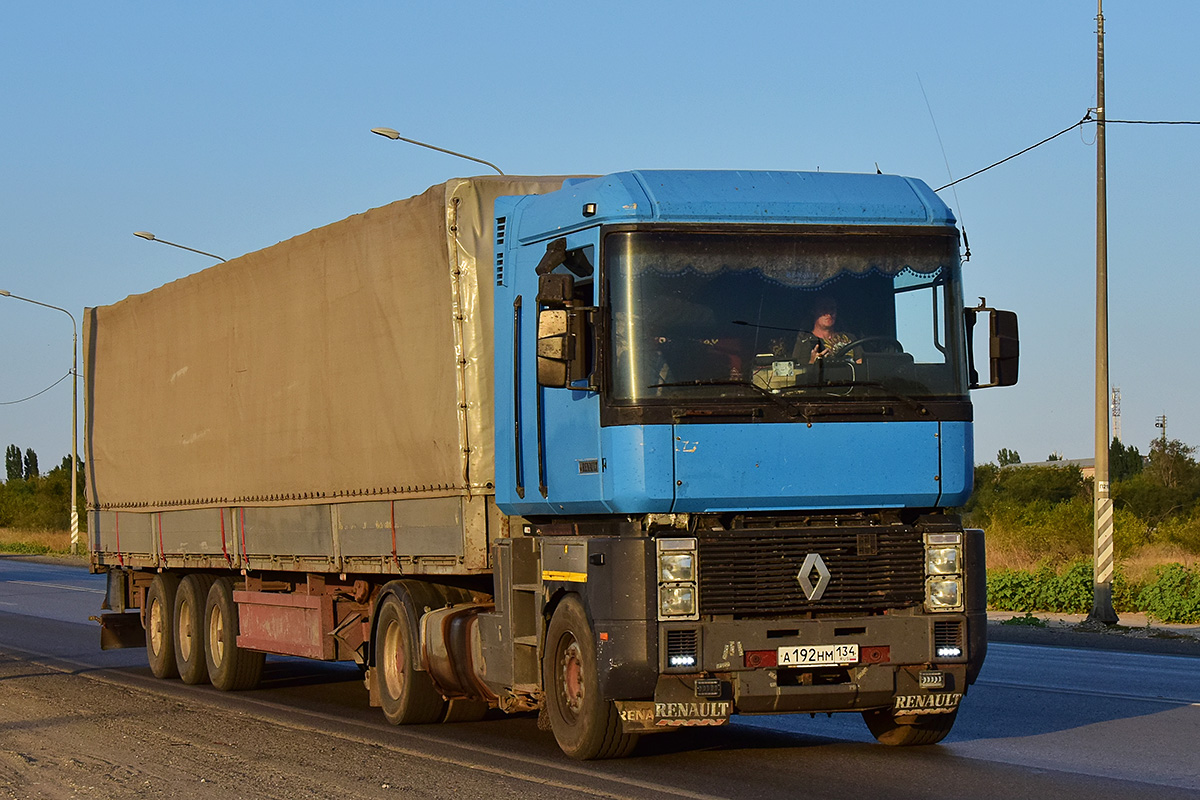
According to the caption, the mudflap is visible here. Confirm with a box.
[614,675,733,734]
[891,665,965,719]
[92,612,146,650]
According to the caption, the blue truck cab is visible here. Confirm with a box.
[488,170,1018,757]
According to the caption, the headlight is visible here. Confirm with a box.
[926,546,961,575]
[659,584,696,617]
[924,533,963,612]
[926,578,962,610]
[659,552,695,583]
[657,537,698,620]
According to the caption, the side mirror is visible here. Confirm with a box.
[988,309,1019,387]
[537,308,588,387]
[966,303,1019,389]
[534,237,594,388]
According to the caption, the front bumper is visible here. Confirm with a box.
[649,611,980,718]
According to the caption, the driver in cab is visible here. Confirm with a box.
[792,296,860,365]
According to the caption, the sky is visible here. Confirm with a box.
[1,1,1197,472]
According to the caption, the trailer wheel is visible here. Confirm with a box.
[862,708,958,746]
[542,595,639,760]
[145,573,180,679]
[375,593,446,724]
[204,577,264,691]
[174,574,216,685]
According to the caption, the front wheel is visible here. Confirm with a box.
[862,708,958,746]
[542,595,638,760]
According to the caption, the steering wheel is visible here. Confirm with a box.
[830,336,904,360]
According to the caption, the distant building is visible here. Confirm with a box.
[1005,458,1095,480]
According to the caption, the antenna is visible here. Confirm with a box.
[918,74,969,260]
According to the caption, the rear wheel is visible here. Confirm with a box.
[375,592,446,724]
[863,708,959,746]
[205,577,264,691]
[174,574,216,685]
[542,595,638,760]
[145,573,180,679]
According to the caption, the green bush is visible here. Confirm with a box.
[987,560,1095,614]
[1035,560,1093,614]
[988,561,1200,622]
[1112,569,1143,613]
[987,568,1040,612]
[1137,564,1200,624]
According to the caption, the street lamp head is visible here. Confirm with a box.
[0,290,10,297]
[133,231,227,262]
[368,126,505,175]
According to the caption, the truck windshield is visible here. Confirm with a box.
[605,229,967,404]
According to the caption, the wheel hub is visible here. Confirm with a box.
[560,639,584,714]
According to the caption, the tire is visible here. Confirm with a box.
[145,573,180,679]
[862,707,958,746]
[542,595,639,760]
[375,592,446,724]
[174,574,216,685]
[205,577,265,691]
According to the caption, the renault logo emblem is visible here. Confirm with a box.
[797,553,831,601]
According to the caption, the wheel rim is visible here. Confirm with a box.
[148,598,164,656]
[559,636,584,719]
[381,618,406,700]
[178,597,195,661]
[208,602,225,664]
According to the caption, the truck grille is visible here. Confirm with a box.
[697,526,924,617]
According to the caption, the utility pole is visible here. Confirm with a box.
[1089,0,1118,625]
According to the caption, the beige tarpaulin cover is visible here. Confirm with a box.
[85,177,573,511]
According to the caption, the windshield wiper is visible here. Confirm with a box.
[779,380,930,416]
[647,379,804,416]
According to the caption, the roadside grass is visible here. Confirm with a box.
[1119,543,1198,584]
[985,539,1196,584]
[0,528,72,555]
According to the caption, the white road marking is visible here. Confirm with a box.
[4,580,104,594]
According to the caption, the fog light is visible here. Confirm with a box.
[669,654,697,668]
[936,646,963,659]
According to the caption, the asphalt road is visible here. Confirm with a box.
[2,556,1198,799]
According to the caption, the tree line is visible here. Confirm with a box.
[964,436,1200,562]
[0,444,85,531]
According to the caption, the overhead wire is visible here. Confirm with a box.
[0,370,72,406]
[934,114,1200,193]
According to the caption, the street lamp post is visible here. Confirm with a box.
[133,231,227,263]
[0,290,79,554]
[370,127,505,175]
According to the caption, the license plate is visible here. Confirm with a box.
[777,643,859,667]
